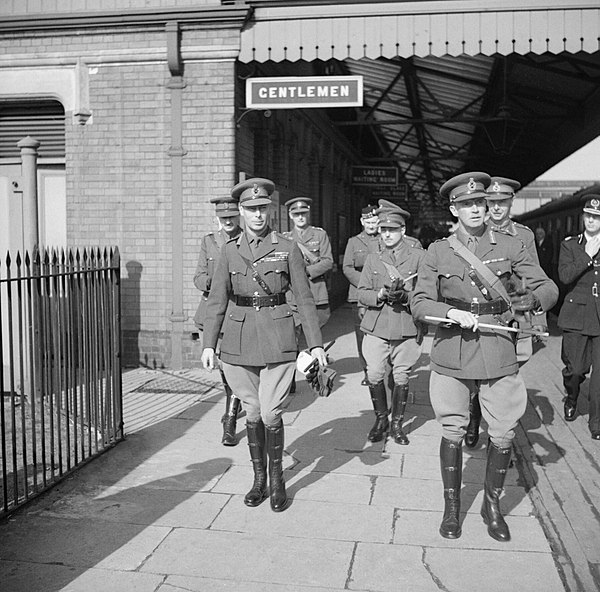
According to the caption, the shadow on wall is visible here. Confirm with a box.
[121,260,142,367]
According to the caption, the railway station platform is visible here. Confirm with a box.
[1,303,599,592]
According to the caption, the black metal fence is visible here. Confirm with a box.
[0,247,123,517]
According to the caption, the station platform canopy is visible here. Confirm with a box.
[239,0,600,217]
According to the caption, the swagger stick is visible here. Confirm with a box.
[424,316,549,337]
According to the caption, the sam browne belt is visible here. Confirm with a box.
[235,293,286,308]
[444,297,509,315]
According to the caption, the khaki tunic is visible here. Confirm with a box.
[411,226,558,380]
[203,229,323,366]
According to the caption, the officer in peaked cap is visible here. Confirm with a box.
[411,171,557,542]
[283,195,334,329]
[232,177,275,206]
[285,196,312,213]
[377,199,422,248]
[201,177,327,512]
[343,204,381,385]
[460,175,548,451]
[357,200,426,445]
[558,193,600,439]
[439,171,490,202]
[194,194,242,447]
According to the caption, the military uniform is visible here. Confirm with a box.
[357,201,426,445]
[411,172,558,542]
[557,194,600,439]
[202,178,325,512]
[283,197,333,328]
[193,197,242,446]
[343,204,381,380]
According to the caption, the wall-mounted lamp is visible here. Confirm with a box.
[235,108,271,128]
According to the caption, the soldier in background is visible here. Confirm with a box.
[343,204,381,385]
[557,194,600,440]
[357,201,426,444]
[411,172,557,542]
[201,178,327,512]
[193,196,242,446]
[283,197,334,328]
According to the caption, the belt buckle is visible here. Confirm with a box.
[470,301,479,315]
[251,295,261,310]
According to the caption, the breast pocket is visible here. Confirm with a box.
[230,262,248,294]
[438,265,465,295]
[261,260,288,293]
[221,307,245,355]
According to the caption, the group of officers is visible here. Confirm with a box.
[193,169,600,543]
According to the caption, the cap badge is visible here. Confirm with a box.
[467,177,476,191]
[492,181,500,192]
[592,199,600,208]
[251,183,260,198]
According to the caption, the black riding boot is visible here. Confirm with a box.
[244,420,268,507]
[465,393,481,448]
[367,381,389,442]
[439,437,463,539]
[481,441,512,541]
[266,421,289,512]
[221,394,241,447]
[390,384,410,445]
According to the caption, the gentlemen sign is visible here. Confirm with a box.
[351,166,398,187]
[246,76,363,109]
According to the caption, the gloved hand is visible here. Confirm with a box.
[387,280,409,305]
[377,287,390,302]
[305,360,337,397]
[510,288,539,312]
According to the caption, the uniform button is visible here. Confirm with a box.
[470,281,476,286]
[253,263,258,267]
[254,291,259,296]
[497,271,501,276]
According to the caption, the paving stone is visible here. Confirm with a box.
[211,497,394,543]
[140,529,354,589]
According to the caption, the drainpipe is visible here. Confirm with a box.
[166,21,187,369]
[18,136,40,253]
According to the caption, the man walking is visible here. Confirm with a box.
[558,193,600,440]
[411,172,557,541]
[357,201,426,445]
[193,196,243,446]
[343,204,381,385]
[201,178,327,512]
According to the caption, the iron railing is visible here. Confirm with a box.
[0,247,123,517]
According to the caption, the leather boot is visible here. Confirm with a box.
[465,393,481,448]
[266,421,289,512]
[439,437,462,539]
[244,420,268,507]
[367,381,389,442]
[390,383,410,445]
[481,441,512,542]
[221,394,241,446]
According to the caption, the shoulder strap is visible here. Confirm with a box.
[296,241,319,264]
[447,234,511,305]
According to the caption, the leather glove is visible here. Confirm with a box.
[387,286,409,305]
[305,360,337,397]
[377,287,390,302]
[510,289,539,312]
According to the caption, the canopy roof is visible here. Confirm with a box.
[239,1,600,218]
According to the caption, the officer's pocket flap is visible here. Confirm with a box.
[566,293,587,305]
[228,308,246,322]
[230,261,248,277]
[270,306,294,320]
[441,264,465,280]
